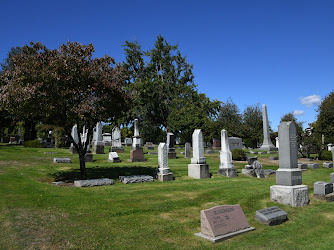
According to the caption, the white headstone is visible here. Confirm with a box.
[71,125,79,144]
[158,143,169,170]
[191,129,206,164]
[134,119,139,137]
[132,119,141,148]
[259,104,277,151]
[219,130,234,169]
[96,122,103,142]
[112,127,122,148]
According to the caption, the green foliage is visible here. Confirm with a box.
[316,90,334,143]
[232,149,247,161]
[319,150,332,161]
[23,139,45,148]
[53,127,66,148]
[36,124,53,138]
[217,98,243,137]
[242,103,263,148]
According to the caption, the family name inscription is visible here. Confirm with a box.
[255,206,288,226]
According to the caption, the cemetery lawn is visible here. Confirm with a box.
[1,144,334,249]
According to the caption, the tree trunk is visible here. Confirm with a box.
[79,153,87,179]
[24,119,36,141]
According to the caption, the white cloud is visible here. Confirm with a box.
[293,110,304,116]
[299,95,321,107]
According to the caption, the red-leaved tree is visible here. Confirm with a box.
[0,42,130,178]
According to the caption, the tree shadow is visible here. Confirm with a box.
[49,166,157,182]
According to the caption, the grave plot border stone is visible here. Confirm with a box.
[119,175,154,184]
[53,158,71,163]
[74,178,114,187]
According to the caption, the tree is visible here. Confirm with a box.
[316,90,334,144]
[0,42,130,178]
[242,103,263,148]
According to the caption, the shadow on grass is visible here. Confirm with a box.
[49,166,157,182]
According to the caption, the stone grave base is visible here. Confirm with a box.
[110,147,124,153]
[313,193,334,202]
[188,164,210,179]
[217,168,238,177]
[92,144,104,154]
[85,153,93,162]
[270,185,309,207]
[195,227,255,243]
[168,152,177,159]
[128,148,147,162]
[157,172,174,182]
[69,145,78,154]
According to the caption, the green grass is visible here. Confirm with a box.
[1,144,334,249]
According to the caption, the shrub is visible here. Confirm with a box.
[23,140,45,148]
[53,127,66,148]
[319,150,332,161]
[232,149,247,161]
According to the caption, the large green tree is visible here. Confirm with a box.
[316,90,334,144]
[122,35,218,143]
[0,42,130,178]
[242,103,263,148]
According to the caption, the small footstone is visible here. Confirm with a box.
[298,163,308,170]
[314,181,333,195]
[308,163,320,169]
[119,175,154,184]
[74,178,114,187]
[255,206,288,226]
[53,158,71,163]
[323,162,333,168]
[269,156,278,160]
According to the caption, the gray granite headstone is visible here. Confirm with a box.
[53,158,71,163]
[323,162,333,168]
[157,143,174,181]
[314,181,333,195]
[255,206,288,225]
[74,178,114,187]
[112,127,122,148]
[298,163,308,170]
[308,163,320,169]
[185,142,191,158]
[195,204,255,243]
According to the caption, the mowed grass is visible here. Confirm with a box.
[1,144,334,249]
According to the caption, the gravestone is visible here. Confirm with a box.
[195,204,255,243]
[330,149,334,183]
[74,178,114,187]
[259,104,277,151]
[270,122,309,207]
[242,160,265,178]
[119,175,154,184]
[218,129,237,177]
[249,150,258,154]
[111,127,124,153]
[255,206,288,226]
[298,163,308,170]
[69,125,79,154]
[188,129,210,179]
[314,181,333,195]
[185,142,191,158]
[108,152,121,163]
[269,156,278,160]
[308,163,320,169]
[323,162,333,168]
[157,143,174,182]
[206,148,215,154]
[213,138,221,149]
[167,132,177,159]
[275,137,279,149]
[92,122,104,154]
[145,142,155,150]
[102,133,112,146]
[228,137,243,151]
[53,158,71,163]
[124,138,132,146]
[128,119,147,162]
[85,152,93,162]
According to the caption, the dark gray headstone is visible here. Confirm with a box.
[308,163,320,169]
[255,206,288,225]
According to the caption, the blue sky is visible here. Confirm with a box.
[1,0,333,131]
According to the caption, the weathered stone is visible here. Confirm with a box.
[128,148,147,162]
[254,161,265,178]
[270,185,309,207]
[124,137,132,146]
[119,175,153,184]
[331,173,334,183]
[323,162,333,168]
[298,163,308,170]
[93,122,104,154]
[108,152,121,163]
[53,158,71,163]
[264,169,276,175]
[195,204,255,243]
[228,137,243,151]
[269,156,278,160]
[85,153,93,162]
[74,178,114,187]
[212,138,221,149]
[242,167,256,177]
[314,181,333,195]
[218,129,237,177]
[157,143,174,182]
[191,129,206,164]
[206,149,215,154]
[102,132,112,146]
[259,104,277,151]
[255,206,288,226]
[51,181,65,185]
[145,145,155,150]
[308,163,320,169]
[132,119,141,148]
[247,157,258,165]
[111,127,124,152]
[188,164,210,179]
[185,142,191,158]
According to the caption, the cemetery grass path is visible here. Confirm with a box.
[0,144,334,249]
